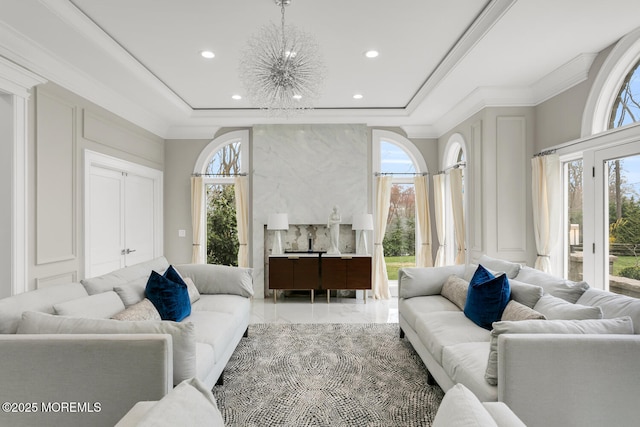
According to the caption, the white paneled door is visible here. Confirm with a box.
[85,151,163,279]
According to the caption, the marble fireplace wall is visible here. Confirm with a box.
[252,124,369,297]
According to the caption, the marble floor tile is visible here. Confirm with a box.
[250,295,399,324]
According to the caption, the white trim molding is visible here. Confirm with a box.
[0,57,46,296]
[582,26,640,137]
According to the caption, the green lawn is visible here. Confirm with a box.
[612,255,640,275]
[385,255,416,280]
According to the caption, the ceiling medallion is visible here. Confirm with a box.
[239,0,325,115]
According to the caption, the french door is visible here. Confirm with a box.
[84,151,163,278]
[594,142,640,296]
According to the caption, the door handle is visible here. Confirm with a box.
[126,249,137,254]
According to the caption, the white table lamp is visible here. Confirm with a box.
[267,213,289,255]
[352,213,374,255]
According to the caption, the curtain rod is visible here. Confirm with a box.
[436,161,466,175]
[533,149,557,157]
[192,172,248,177]
[374,172,429,176]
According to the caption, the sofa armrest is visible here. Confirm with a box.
[175,263,253,297]
[498,333,640,427]
[398,265,465,299]
[0,334,172,427]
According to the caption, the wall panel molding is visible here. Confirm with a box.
[36,271,77,289]
[495,116,527,255]
[36,91,76,265]
[83,110,163,166]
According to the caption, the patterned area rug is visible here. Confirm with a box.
[212,323,444,427]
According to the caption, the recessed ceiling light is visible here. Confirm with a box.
[364,50,379,58]
[232,94,242,100]
[200,50,215,59]
[353,94,363,99]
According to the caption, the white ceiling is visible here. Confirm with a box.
[1,0,639,139]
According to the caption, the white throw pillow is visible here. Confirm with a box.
[533,295,603,320]
[53,291,125,318]
[128,378,224,427]
[485,317,634,385]
[17,311,196,386]
[509,279,544,308]
[515,266,589,303]
[432,383,498,427]
[112,299,161,321]
[114,278,147,307]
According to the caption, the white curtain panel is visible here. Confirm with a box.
[373,176,392,299]
[190,176,205,264]
[450,168,466,265]
[414,175,433,267]
[234,176,249,268]
[433,174,446,267]
[531,154,561,272]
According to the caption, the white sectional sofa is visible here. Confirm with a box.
[398,255,640,427]
[0,257,253,427]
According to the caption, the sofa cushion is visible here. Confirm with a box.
[145,271,191,322]
[115,377,224,427]
[515,266,589,303]
[398,295,459,331]
[112,298,161,321]
[576,288,640,333]
[53,291,125,318]
[195,343,216,384]
[533,294,603,320]
[16,311,196,386]
[501,300,546,321]
[82,256,170,295]
[185,311,238,363]
[0,283,89,334]
[478,255,521,279]
[464,266,511,330]
[398,265,465,299]
[184,277,201,304]
[482,403,527,427]
[441,275,469,310]
[432,383,498,427]
[175,264,254,298]
[192,294,251,317]
[114,278,147,307]
[442,342,497,403]
[508,279,544,308]
[415,312,490,364]
[485,317,634,386]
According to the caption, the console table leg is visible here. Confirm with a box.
[364,289,367,304]
[311,289,314,304]
[273,290,277,304]
[327,290,330,304]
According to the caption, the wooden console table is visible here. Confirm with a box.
[268,253,372,303]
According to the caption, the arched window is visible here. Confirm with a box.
[194,130,249,266]
[372,129,428,284]
[608,59,640,129]
[441,134,467,265]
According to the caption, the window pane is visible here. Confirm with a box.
[566,160,584,281]
[606,154,640,298]
[206,141,241,175]
[608,59,640,129]
[206,184,238,266]
[380,141,416,174]
[384,183,416,279]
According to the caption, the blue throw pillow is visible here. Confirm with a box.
[464,264,511,330]
[164,265,187,287]
[145,270,191,322]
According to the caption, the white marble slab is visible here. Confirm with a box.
[252,124,369,297]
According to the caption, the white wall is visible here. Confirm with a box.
[0,94,12,297]
[28,83,165,291]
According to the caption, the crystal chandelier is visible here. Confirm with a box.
[239,0,325,115]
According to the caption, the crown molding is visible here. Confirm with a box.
[0,56,46,98]
[531,53,597,104]
[405,0,518,114]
